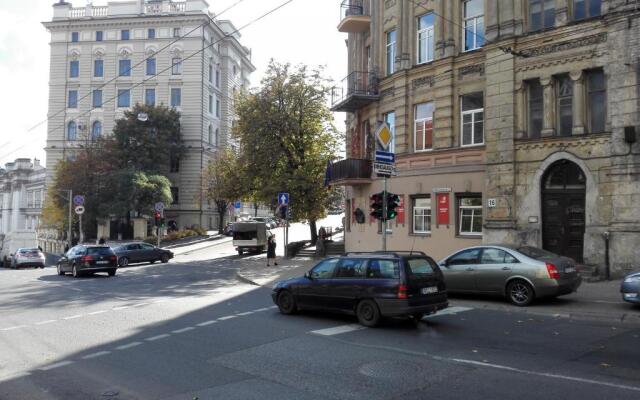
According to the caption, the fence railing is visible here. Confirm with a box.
[331,71,379,106]
[340,0,368,20]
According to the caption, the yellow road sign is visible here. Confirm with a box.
[376,123,392,150]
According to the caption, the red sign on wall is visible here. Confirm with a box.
[436,193,450,225]
[397,194,405,225]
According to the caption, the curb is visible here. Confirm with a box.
[235,271,263,287]
[162,234,226,249]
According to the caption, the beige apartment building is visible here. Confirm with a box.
[330,0,640,277]
[43,0,254,235]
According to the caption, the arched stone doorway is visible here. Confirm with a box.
[541,160,586,262]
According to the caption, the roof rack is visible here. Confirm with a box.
[343,251,427,257]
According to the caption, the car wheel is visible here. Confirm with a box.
[119,257,129,267]
[277,290,297,315]
[108,269,116,277]
[40,265,45,269]
[238,249,243,255]
[57,264,65,276]
[160,254,169,263]
[412,313,425,322]
[72,264,80,278]
[507,280,535,307]
[356,299,381,327]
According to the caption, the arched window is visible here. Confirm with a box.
[91,121,102,140]
[67,121,77,140]
[208,125,213,144]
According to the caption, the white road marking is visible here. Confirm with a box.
[311,324,367,336]
[70,288,83,292]
[236,311,254,316]
[116,342,142,350]
[63,314,83,320]
[39,361,73,371]
[1,325,27,331]
[112,306,131,311]
[425,306,473,318]
[196,320,217,327]
[254,307,270,312]
[218,315,236,321]
[82,351,111,360]
[35,320,57,325]
[172,327,195,334]
[88,310,108,315]
[451,358,640,393]
[132,302,150,307]
[146,334,171,341]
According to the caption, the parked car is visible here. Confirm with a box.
[438,245,582,306]
[10,248,45,269]
[271,251,448,327]
[113,243,174,267]
[56,245,118,278]
[621,271,640,304]
[250,217,277,229]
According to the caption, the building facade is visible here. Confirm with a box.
[331,0,640,277]
[43,0,254,232]
[0,159,46,260]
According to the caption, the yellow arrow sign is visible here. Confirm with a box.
[376,123,392,150]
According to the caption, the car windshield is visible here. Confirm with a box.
[517,246,558,260]
[406,258,436,279]
[87,247,114,256]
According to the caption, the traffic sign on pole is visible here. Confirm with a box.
[278,192,289,206]
[375,150,395,164]
[234,200,241,209]
[74,205,85,215]
[154,202,165,212]
[373,162,397,176]
[375,123,392,150]
[73,195,85,206]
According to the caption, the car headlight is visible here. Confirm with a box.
[624,276,640,283]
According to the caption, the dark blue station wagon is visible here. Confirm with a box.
[271,252,448,327]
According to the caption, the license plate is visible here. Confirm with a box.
[624,293,638,298]
[96,261,109,265]
[565,267,576,273]
[421,286,438,295]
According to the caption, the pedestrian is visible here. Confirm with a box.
[98,237,106,245]
[266,234,278,266]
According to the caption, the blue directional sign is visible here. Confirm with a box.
[278,192,289,206]
[375,150,395,164]
[234,200,241,209]
[73,195,85,206]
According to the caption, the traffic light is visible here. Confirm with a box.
[386,193,400,220]
[370,192,384,221]
[154,211,161,227]
[160,217,166,228]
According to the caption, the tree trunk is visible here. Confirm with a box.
[254,202,258,217]
[217,202,227,234]
[309,219,318,244]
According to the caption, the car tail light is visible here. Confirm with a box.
[546,263,560,279]
[110,255,117,262]
[397,284,408,299]
[81,256,93,263]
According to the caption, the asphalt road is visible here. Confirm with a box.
[1,236,639,399]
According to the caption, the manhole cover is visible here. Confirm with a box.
[358,360,422,380]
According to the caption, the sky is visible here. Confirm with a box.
[0,0,347,166]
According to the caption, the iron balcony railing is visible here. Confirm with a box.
[340,0,368,20]
[329,159,372,183]
[331,71,379,111]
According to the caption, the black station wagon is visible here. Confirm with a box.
[271,252,448,327]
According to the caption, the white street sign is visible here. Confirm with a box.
[155,202,165,212]
[75,205,85,215]
[373,162,397,176]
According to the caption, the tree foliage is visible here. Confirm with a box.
[233,61,341,242]
[203,149,245,233]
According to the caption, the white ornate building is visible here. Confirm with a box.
[43,0,255,233]
[0,159,46,260]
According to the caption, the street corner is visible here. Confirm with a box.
[235,258,314,287]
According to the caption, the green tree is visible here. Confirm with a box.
[234,62,341,243]
[106,104,184,174]
[203,150,245,233]
[103,170,172,217]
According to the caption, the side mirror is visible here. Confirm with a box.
[304,272,313,279]
[439,261,448,268]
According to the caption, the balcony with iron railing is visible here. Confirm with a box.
[327,159,372,186]
[331,71,379,112]
[338,0,371,33]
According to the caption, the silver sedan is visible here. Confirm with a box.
[438,245,582,306]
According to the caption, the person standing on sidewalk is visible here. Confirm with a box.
[267,235,278,266]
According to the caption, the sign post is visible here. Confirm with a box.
[278,193,289,256]
[75,205,85,244]
[374,123,395,252]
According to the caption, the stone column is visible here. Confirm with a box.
[485,0,500,42]
[515,81,526,139]
[555,0,569,27]
[540,76,556,137]
[498,0,516,38]
[443,0,456,57]
[434,0,445,58]
[400,0,411,69]
[571,70,586,135]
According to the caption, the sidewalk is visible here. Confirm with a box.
[236,261,640,326]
